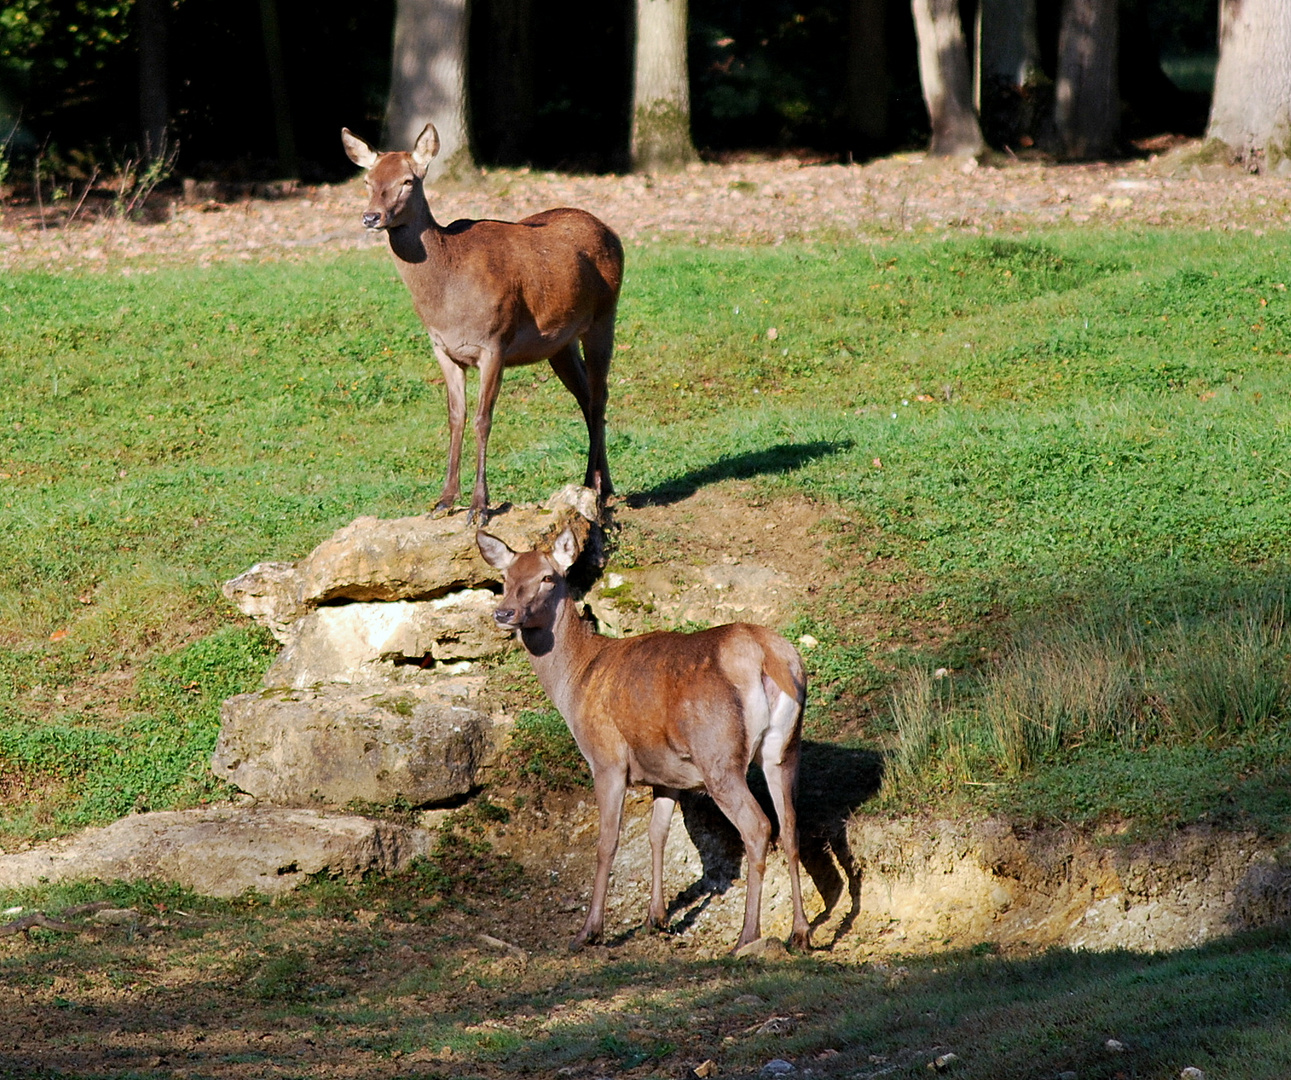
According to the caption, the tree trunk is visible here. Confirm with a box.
[911,0,984,158]
[847,0,889,154]
[1052,0,1118,160]
[631,0,698,172]
[258,0,298,178]
[975,0,1043,148]
[1207,0,1291,172]
[136,0,168,158]
[386,0,475,181]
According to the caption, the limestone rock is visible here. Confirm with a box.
[295,498,598,607]
[0,808,431,898]
[213,677,503,806]
[297,513,492,605]
[263,590,507,689]
[222,561,306,644]
[213,490,597,810]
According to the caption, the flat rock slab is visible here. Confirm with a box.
[213,677,505,806]
[0,808,432,898]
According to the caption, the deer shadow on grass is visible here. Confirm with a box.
[656,740,882,948]
[626,440,852,509]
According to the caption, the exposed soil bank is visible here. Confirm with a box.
[486,787,1291,957]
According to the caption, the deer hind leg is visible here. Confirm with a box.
[706,772,772,951]
[579,315,615,496]
[759,686,811,950]
[573,767,628,950]
[548,340,610,497]
[434,349,467,513]
[647,787,680,930]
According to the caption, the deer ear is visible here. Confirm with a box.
[410,123,441,173]
[551,529,579,572]
[476,530,517,571]
[341,128,379,169]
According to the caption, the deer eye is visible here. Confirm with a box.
[541,574,555,584]
[403,178,414,187]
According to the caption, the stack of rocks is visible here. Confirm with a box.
[214,486,600,808]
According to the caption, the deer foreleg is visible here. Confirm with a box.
[468,352,504,524]
[647,787,680,930]
[434,350,466,513]
[573,769,627,950]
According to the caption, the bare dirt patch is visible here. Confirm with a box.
[601,482,835,631]
[4,142,1291,273]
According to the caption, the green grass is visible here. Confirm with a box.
[505,708,592,790]
[3,228,1291,838]
[0,625,275,842]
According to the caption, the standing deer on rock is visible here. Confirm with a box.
[342,123,623,524]
[476,527,812,953]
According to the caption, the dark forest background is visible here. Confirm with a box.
[0,0,1218,182]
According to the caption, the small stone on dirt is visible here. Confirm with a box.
[761,1060,795,1076]
[92,908,140,925]
[735,936,790,960]
[930,1052,959,1072]
[1106,1039,1126,1053]
[1180,1069,1205,1080]
[750,1016,797,1036]
[691,1060,719,1078]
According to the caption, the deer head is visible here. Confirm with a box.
[477,528,578,630]
[341,123,441,230]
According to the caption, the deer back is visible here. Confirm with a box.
[561,622,800,789]
[401,209,623,361]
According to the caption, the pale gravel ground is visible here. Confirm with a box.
[3,145,1291,273]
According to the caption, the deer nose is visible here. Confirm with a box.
[494,607,517,627]
[361,211,383,229]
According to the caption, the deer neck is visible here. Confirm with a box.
[520,594,603,720]
[386,193,441,267]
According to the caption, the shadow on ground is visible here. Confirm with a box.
[658,740,883,946]
[627,441,852,508]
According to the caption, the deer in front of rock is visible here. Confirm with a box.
[476,527,812,953]
[342,123,623,524]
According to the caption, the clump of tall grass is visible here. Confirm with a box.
[888,666,943,790]
[887,665,978,790]
[980,617,1148,774]
[886,589,1291,793]
[1161,597,1288,739]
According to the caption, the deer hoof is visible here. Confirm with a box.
[569,926,600,951]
